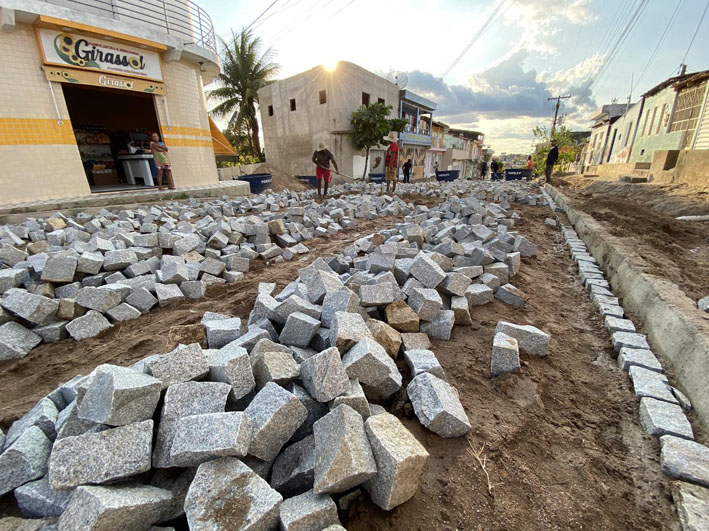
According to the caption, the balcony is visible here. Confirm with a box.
[399,125,432,146]
[40,0,217,54]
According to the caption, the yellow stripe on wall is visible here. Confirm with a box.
[0,118,76,145]
[162,125,212,138]
[163,137,214,148]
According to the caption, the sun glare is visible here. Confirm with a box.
[323,60,338,72]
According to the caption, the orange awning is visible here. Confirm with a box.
[209,117,237,156]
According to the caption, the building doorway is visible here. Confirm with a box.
[62,84,161,192]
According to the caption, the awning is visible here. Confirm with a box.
[209,117,237,156]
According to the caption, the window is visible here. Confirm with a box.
[648,107,658,135]
[656,104,666,135]
[641,109,650,136]
[268,105,273,116]
[361,92,370,106]
[290,98,296,111]
[624,123,632,146]
[378,97,385,105]
[319,90,326,104]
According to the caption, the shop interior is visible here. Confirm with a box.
[63,84,161,192]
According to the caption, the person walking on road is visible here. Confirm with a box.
[490,158,499,180]
[383,132,399,193]
[312,140,338,198]
[545,139,558,183]
[402,158,412,183]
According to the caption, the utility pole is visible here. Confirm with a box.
[548,95,570,134]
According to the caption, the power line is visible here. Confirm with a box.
[592,0,649,89]
[632,0,683,93]
[548,95,571,133]
[245,0,282,32]
[325,0,357,22]
[270,0,340,44]
[440,0,510,79]
[680,0,709,67]
[251,0,297,30]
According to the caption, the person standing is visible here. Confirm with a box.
[150,132,174,191]
[526,155,533,169]
[490,158,499,180]
[545,139,558,183]
[402,158,412,183]
[383,132,399,193]
[312,140,338,198]
[480,160,488,180]
[434,160,439,175]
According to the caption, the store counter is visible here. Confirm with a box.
[117,154,155,187]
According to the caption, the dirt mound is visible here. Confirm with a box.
[557,177,709,302]
[254,162,309,192]
[556,175,709,217]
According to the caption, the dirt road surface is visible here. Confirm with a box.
[0,201,679,529]
[555,175,709,303]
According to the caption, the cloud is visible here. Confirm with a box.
[404,48,603,153]
[406,51,553,122]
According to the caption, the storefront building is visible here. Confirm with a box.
[0,0,224,204]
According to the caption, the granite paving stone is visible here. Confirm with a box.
[48,420,153,489]
[313,405,377,494]
[407,373,470,438]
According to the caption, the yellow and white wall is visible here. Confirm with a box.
[0,19,218,204]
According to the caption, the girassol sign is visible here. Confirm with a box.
[38,28,163,81]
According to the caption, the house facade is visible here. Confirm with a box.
[398,90,437,180]
[584,104,626,167]
[442,128,484,178]
[257,61,401,180]
[0,0,224,204]
[584,70,709,184]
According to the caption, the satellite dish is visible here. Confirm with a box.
[386,71,408,89]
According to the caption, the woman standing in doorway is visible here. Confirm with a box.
[150,132,175,191]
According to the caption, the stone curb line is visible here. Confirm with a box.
[541,186,709,530]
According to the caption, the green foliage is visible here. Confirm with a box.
[350,103,407,179]
[208,28,279,159]
[220,127,264,165]
[531,125,583,176]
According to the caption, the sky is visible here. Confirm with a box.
[199,0,709,154]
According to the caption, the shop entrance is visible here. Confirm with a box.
[62,84,161,192]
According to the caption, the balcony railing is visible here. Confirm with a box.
[42,0,217,54]
[403,124,430,136]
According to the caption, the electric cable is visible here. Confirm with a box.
[680,0,709,67]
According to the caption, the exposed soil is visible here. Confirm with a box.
[0,216,402,430]
[0,204,679,530]
[554,175,709,302]
[344,206,677,531]
[254,162,309,192]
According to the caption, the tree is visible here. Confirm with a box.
[208,29,279,160]
[531,125,584,177]
[350,102,407,179]
[219,125,263,166]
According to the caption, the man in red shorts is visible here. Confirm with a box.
[312,140,338,198]
[383,132,399,193]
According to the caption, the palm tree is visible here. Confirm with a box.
[208,29,279,159]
